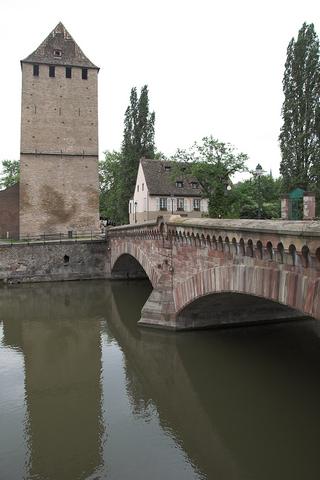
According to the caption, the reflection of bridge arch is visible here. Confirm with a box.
[174,265,319,322]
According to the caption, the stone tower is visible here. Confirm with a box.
[20,22,100,237]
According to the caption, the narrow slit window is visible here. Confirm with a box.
[66,67,72,78]
[49,66,55,77]
[82,68,88,80]
[33,64,39,76]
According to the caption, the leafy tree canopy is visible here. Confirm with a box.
[0,160,19,190]
[172,136,248,217]
[279,22,320,192]
[118,85,156,222]
[230,174,282,219]
[99,151,123,223]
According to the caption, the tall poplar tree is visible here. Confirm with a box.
[119,85,155,222]
[279,23,320,191]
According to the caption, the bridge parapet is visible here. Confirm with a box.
[167,217,320,270]
[108,216,320,270]
[107,217,164,240]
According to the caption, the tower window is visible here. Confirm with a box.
[33,64,39,76]
[82,68,88,80]
[54,49,62,57]
[66,67,72,78]
[49,66,55,77]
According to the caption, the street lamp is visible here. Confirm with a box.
[134,201,137,223]
[254,164,263,219]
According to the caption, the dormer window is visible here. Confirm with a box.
[54,49,62,57]
[176,181,183,188]
[191,182,199,189]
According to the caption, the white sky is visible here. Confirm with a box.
[0,0,319,178]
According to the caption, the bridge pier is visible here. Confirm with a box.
[139,276,178,329]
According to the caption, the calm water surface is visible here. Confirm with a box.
[1,280,320,479]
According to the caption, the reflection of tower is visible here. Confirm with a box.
[1,282,105,480]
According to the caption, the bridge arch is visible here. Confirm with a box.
[110,242,160,287]
[173,264,320,325]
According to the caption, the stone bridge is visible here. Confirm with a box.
[108,217,320,330]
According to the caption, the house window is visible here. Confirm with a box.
[54,49,62,57]
[176,181,183,188]
[33,64,39,76]
[160,198,167,211]
[137,185,139,192]
[66,67,72,78]
[164,165,171,171]
[82,68,88,80]
[49,66,55,77]
[177,198,184,211]
[142,183,144,191]
[193,198,201,211]
[191,182,199,189]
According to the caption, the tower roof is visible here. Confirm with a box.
[21,22,99,69]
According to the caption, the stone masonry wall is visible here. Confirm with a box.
[20,155,99,236]
[20,64,98,156]
[0,241,110,283]
[20,63,99,236]
[0,183,19,238]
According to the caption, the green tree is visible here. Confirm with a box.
[279,22,320,192]
[99,151,123,223]
[172,136,247,217]
[119,85,155,222]
[230,174,282,219]
[0,160,20,189]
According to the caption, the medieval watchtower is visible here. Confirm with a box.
[20,22,100,237]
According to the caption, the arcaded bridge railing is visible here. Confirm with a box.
[108,216,320,329]
[108,216,320,270]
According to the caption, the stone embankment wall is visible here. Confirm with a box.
[0,241,110,283]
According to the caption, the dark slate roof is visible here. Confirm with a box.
[141,158,204,197]
[21,22,99,69]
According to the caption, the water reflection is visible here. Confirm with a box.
[1,282,105,480]
[109,281,320,480]
[1,280,320,479]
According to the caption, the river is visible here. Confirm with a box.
[1,280,320,479]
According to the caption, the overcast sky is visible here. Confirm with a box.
[0,0,319,178]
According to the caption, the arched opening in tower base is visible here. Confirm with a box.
[176,293,311,331]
